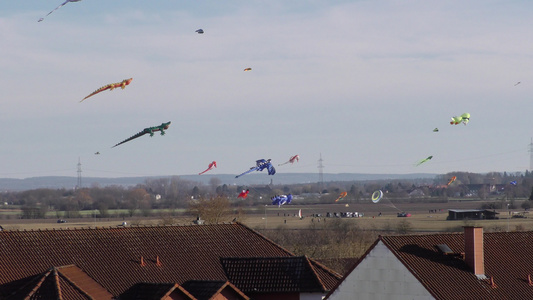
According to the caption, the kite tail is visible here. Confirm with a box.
[235,167,259,178]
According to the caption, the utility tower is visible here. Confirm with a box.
[529,138,533,171]
[77,157,82,189]
[318,153,324,192]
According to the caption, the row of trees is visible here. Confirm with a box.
[2,171,533,219]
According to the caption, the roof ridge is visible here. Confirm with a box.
[52,269,62,300]
[0,222,240,233]
[9,270,52,299]
[323,238,381,299]
[55,266,99,299]
[303,256,328,292]
[306,257,343,279]
[379,236,454,299]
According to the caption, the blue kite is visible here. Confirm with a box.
[235,159,276,178]
[271,194,292,207]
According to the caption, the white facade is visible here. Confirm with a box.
[327,241,434,300]
[300,292,326,300]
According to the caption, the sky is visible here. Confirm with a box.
[1,0,533,180]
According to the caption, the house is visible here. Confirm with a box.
[221,256,334,300]
[447,209,499,220]
[325,227,533,299]
[0,223,340,299]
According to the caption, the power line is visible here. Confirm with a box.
[76,157,82,189]
[318,153,324,192]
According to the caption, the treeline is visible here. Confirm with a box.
[2,171,533,219]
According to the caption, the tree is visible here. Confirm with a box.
[188,196,231,224]
[521,201,531,210]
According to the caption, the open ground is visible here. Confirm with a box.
[1,200,531,233]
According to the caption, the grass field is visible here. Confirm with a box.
[1,200,531,233]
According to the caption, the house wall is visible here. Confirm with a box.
[251,293,299,300]
[300,292,327,300]
[327,241,434,300]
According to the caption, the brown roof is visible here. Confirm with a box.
[221,256,328,293]
[0,223,339,298]
[121,283,196,300]
[181,280,249,300]
[6,265,113,300]
[329,231,533,299]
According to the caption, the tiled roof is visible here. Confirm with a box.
[120,282,196,300]
[181,280,249,300]
[366,231,533,299]
[0,223,339,298]
[6,265,112,300]
[221,256,327,293]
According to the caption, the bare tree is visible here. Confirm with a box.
[188,196,231,224]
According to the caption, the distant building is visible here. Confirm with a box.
[325,227,533,299]
[447,209,499,220]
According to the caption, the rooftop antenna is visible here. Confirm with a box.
[76,157,82,189]
[318,153,324,192]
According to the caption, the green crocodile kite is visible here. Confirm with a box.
[112,122,171,148]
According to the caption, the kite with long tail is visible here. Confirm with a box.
[278,155,299,166]
[447,176,457,186]
[335,192,347,202]
[38,0,81,22]
[415,156,433,166]
[81,78,133,102]
[112,122,171,148]
[235,159,276,178]
[198,161,217,175]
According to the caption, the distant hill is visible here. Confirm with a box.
[0,173,437,191]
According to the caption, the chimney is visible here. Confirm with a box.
[464,226,484,277]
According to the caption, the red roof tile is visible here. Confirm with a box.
[6,265,112,300]
[121,283,196,300]
[0,223,339,298]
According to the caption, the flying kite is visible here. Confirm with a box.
[94,152,100,155]
[38,0,81,22]
[447,176,457,186]
[415,156,433,166]
[112,121,171,148]
[244,68,252,71]
[271,194,292,207]
[433,128,439,132]
[235,159,276,178]
[81,78,133,102]
[371,190,383,203]
[335,192,347,202]
[237,189,249,199]
[515,82,521,86]
[198,161,217,175]
[195,29,204,34]
[278,155,299,166]
[450,113,470,125]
